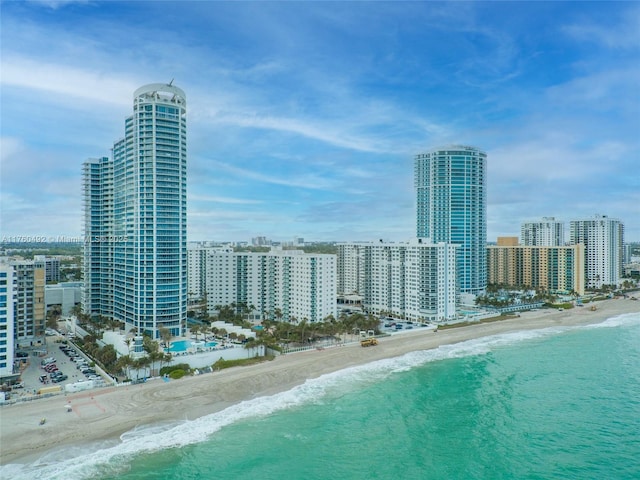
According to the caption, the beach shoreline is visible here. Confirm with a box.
[1,298,639,466]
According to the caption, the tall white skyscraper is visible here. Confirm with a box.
[83,83,187,337]
[570,215,624,289]
[521,217,565,246]
[415,145,487,297]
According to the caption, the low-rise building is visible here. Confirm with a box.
[45,281,83,316]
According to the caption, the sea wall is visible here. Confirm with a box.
[168,345,265,369]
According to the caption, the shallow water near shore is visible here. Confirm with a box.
[4,312,640,480]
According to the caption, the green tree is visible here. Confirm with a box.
[116,355,134,379]
[158,327,172,350]
[46,305,62,330]
[98,344,118,370]
[191,324,202,341]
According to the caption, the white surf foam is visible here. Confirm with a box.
[3,311,639,479]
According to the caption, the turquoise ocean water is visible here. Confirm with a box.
[4,312,639,480]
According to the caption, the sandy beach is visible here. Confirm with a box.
[1,298,639,465]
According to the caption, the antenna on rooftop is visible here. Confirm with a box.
[168,78,174,86]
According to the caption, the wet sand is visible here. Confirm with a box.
[1,298,638,465]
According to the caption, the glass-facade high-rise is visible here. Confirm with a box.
[83,83,187,337]
[415,145,487,296]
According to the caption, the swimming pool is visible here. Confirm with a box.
[169,339,218,352]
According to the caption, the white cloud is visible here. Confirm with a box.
[204,158,339,191]
[189,194,263,205]
[562,8,640,49]
[1,57,136,107]
[26,0,90,9]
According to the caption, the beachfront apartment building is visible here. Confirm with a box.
[0,260,15,379]
[570,215,624,289]
[415,146,487,299]
[337,239,458,323]
[83,83,187,338]
[2,258,46,348]
[337,243,365,296]
[487,241,585,296]
[83,156,114,319]
[201,247,337,323]
[521,217,565,246]
[187,244,210,301]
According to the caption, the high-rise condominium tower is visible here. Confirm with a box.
[415,145,487,296]
[521,217,565,246]
[570,215,624,289]
[83,83,187,337]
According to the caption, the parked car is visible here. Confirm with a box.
[44,364,58,372]
[82,368,96,375]
[52,375,68,383]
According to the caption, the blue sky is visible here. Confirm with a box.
[1,1,639,243]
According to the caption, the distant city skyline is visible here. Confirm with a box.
[1,2,639,242]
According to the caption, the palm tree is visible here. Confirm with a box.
[159,327,172,351]
[191,324,201,341]
[133,357,152,381]
[116,355,134,380]
[147,350,162,376]
[159,352,172,373]
[298,318,308,344]
[70,303,83,319]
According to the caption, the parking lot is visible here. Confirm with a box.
[11,335,107,399]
